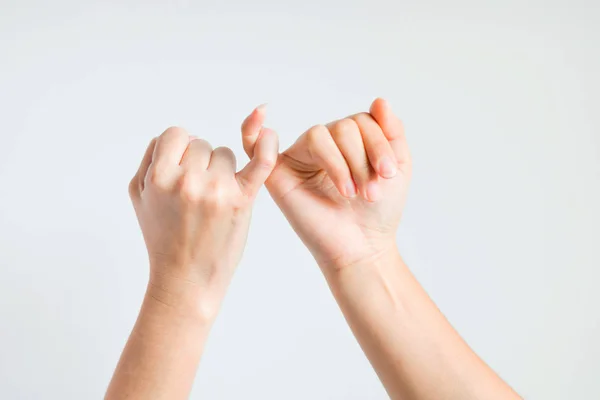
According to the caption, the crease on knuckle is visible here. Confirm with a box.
[254,155,276,171]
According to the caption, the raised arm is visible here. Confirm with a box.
[243,99,520,399]
[106,125,278,399]
[324,248,519,399]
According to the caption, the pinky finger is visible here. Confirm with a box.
[236,128,279,199]
[129,137,157,198]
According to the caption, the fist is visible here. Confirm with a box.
[243,99,411,270]
[129,126,278,315]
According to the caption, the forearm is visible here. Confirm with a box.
[323,249,520,400]
[105,280,216,400]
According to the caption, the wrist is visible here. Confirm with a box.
[321,244,409,301]
[145,272,225,324]
[322,245,417,326]
[318,239,401,274]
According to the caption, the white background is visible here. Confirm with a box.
[0,1,598,399]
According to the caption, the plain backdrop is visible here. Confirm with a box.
[1,1,599,399]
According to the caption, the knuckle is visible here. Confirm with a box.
[306,124,329,145]
[260,158,276,171]
[147,166,170,189]
[194,138,213,150]
[202,179,231,211]
[330,118,359,138]
[254,155,276,171]
[213,146,236,161]
[350,112,372,126]
[160,126,189,141]
[177,173,202,203]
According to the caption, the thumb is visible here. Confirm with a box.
[236,127,279,198]
[241,103,267,158]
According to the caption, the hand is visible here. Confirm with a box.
[129,126,278,318]
[241,99,411,270]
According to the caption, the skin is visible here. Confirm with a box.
[242,98,521,400]
[105,124,278,400]
[106,99,521,399]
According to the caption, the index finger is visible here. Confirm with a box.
[153,126,191,171]
[369,98,411,167]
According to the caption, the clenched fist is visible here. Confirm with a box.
[242,99,411,270]
[128,126,278,317]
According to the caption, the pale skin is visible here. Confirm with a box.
[106,98,521,400]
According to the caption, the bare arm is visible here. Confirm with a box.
[106,122,278,399]
[105,283,212,399]
[246,98,520,399]
[324,250,519,400]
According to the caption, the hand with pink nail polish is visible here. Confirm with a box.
[241,99,412,270]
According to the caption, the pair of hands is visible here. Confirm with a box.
[128,98,411,320]
[118,105,521,400]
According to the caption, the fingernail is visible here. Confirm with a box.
[366,181,380,202]
[256,103,268,114]
[345,180,357,198]
[379,156,397,178]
